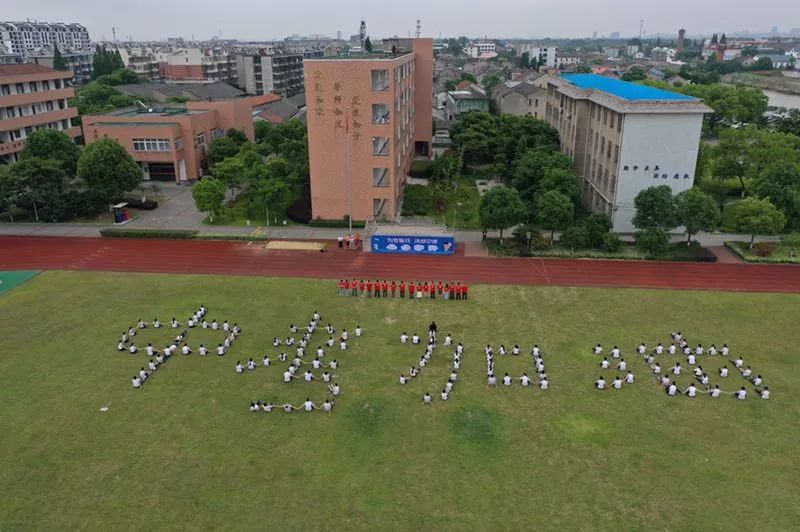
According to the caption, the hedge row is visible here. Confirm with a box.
[99,228,270,242]
[308,219,367,228]
[724,241,800,264]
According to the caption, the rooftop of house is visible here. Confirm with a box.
[0,63,61,76]
[116,81,246,101]
[561,74,697,102]
[102,106,203,118]
[307,51,413,61]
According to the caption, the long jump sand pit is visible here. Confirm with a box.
[264,240,327,251]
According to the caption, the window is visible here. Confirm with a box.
[602,109,607,125]
[614,145,619,164]
[42,80,50,90]
[372,137,389,156]
[195,133,206,146]
[133,138,171,152]
[175,138,184,150]
[609,113,615,128]
[373,168,389,187]
[372,104,389,124]
[371,69,389,91]
[373,198,387,218]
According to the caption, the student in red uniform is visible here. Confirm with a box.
[337,279,344,296]
[374,279,381,298]
[399,280,406,298]
[382,279,389,297]
[366,279,373,297]
[344,279,351,296]
[391,281,397,297]
[351,278,358,296]
[462,283,469,301]
[454,282,462,301]
[358,279,366,296]
[437,281,443,299]
[409,281,415,300]
[429,281,436,299]
[422,282,429,300]
[444,283,451,300]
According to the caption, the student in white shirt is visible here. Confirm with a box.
[503,373,512,386]
[322,399,334,412]
[138,319,147,329]
[316,347,325,358]
[661,375,671,387]
[273,337,280,347]
[652,363,661,374]
[685,384,698,397]
[282,404,295,413]
[247,359,256,371]
[735,387,747,400]
[329,383,341,396]
[637,343,646,355]
[456,343,464,355]
[742,366,752,378]
[498,345,507,356]
[355,326,362,337]
[683,346,692,356]
[594,344,603,355]
[709,385,721,398]
[171,318,179,328]
[139,368,148,381]
[399,374,408,384]
[668,343,676,355]
[156,354,164,364]
[617,359,627,372]
[410,367,418,377]
[132,376,142,388]
[694,345,703,356]
[181,344,191,355]
[717,366,728,378]
[128,344,138,354]
[153,319,161,328]
[262,402,274,412]
[117,341,126,352]
[419,357,427,368]
[326,324,335,334]
[235,362,244,373]
[687,354,696,365]
[144,344,154,357]
[302,371,313,382]
[595,377,606,390]
[667,382,678,396]
[444,335,453,346]
[326,337,335,347]
[693,366,703,377]
[296,346,304,358]
[262,356,271,367]
[452,360,460,370]
[290,324,297,333]
[445,380,454,393]
[758,387,769,399]
[672,363,682,375]
[311,358,322,369]
[216,344,225,356]
[539,377,549,390]
[487,373,497,386]
[532,345,541,357]
[329,360,338,370]
[611,346,620,358]
[625,372,634,384]
[148,360,157,372]
[612,377,622,389]
[283,370,294,382]
[734,357,744,368]
[600,358,610,369]
[339,340,347,351]
[721,344,729,356]
[700,373,710,386]
[450,370,458,382]
[655,343,664,355]
[302,398,315,412]
[210,320,218,330]
[708,345,717,356]
[423,393,433,405]
[520,374,532,386]
[440,389,449,401]
[340,330,348,341]
[752,375,762,386]
[249,402,260,412]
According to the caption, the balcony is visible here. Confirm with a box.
[0,138,27,156]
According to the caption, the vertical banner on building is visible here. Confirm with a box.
[371,235,455,255]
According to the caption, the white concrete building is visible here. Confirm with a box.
[0,22,91,57]
[544,74,711,232]
[515,43,558,67]
[463,42,496,58]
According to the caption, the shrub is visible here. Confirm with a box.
[560,224,589,250]
[100,228,199,239]
[512,224,539,245]
[532,234,552,250]
[752,242,777,257]
[307,218,366,228]
[581,213,613,248]
[635,228,670,256]
[409,159,434,179]
[602,232,624,252]
[782,233,800,249]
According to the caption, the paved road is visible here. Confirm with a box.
[2,236,799,293]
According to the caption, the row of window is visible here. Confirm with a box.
[1,99,68,119]
[133,138,171,152]
[1,119,72,141]
[591,103,622,132]
[0,79,66,96]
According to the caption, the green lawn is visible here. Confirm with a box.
[726,240,800,264]
[1,271,799,530]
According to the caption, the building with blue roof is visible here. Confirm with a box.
[543,74,712,232]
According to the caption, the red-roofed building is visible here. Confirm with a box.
[455,79,473,91]
[0,64,79,163]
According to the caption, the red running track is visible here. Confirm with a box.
[1,236,800,293]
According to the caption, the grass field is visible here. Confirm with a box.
[1,271,799,530]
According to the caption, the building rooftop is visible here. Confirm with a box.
[104,106,202,117]
[90,121,179,127]
[561,74,697,101]
[307,51,413,61]
[116,81,245,101]
[0,63,60,76]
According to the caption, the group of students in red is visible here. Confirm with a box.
[337,279,469,301]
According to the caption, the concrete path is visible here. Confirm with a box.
[709,245,744,264]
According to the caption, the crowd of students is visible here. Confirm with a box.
[336,233,362,250]
[248,311,351,414]
[484,342,550,390]
[337,279,469,301]
[397,322,463,403]
[593,331,770,400]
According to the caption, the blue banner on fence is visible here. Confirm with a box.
[371,235,455,255]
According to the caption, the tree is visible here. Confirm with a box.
[632,185,679,231]
[512,147,572,206]
[77,138,141,204]
[621,67,647,82]
[482,73,504,98]
[226,128,248,146]
[11,157,68,221]
[364,37,373,53]
[538,167,580,204]
[537,190,574,241]
[676,188,721,244]
[734,197,786,248]
[635,228,670,256]
[774,109,800,137]
[192,177,227,222]
[751,57,773,71]
[19,129,81,176]
[752,161,800,227]
[52,44,68,71]
[207,136,241,166]
[519,52,530,68]
[212,154,246,195]
[741,45,758,57]
[254,178,289,225]
[479,186,526,241]
[0,166,23,222]
[581,213,613,248]
[560,224,589,249]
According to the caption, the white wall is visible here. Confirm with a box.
[613,113,704,233]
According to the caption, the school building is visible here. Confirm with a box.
[304,38,433,222]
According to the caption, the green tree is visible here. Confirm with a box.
[635,228,670,256]
[752,161,800,227]
[621,67,647,81]
[633,185,679,231]
[192,177,227,222]
[19,129,81,176]
[537,190,574,240]
[751,57,773,71]
[676,188,721,244]
[774,109,800,137]
[560,224,589,249]
[0,166,23,222]
[212,155,246,195]
[364,37,373,52]
[479,186,527,241]
[11,157,68,221]
[581,213,613,248]
[482,73,504,97]
[52,44,68,71]
[254,178,290,225]
[519,52,530,68]
[741,45,758,57]
[207,136,241,166]
[226,128,248,146]
[734,197,786,247]
[537,167,580,204]
[77,138,141,204]
[512,148,572,205]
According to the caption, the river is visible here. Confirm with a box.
[762,89,800,110]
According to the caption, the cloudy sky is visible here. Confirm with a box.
[3,0,789,41]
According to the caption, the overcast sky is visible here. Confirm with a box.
[3,0,789,41]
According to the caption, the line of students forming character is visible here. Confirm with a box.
[397,322,462,404]
[338,279,469,301]
[485,342,549,390]
[592,332,770,399]
[248,311,346,414]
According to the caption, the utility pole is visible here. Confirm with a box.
[639,19,644,41]
[416,19,421,39]
[112,26,117,44]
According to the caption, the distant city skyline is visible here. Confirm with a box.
[2,0,796,42]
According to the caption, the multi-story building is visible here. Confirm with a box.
[0,64,79,164]
[463,42,496,58]
[29,51,93,84]
[81,98,260,182]
[304,38,433,222]
[235,50,304,97]
[162,48,237,85]
[493,81,546,118]
[117,47,161,80]
[445,84,490,120]
[544,74,711,232]
[0,22,91,57]
[514,44,558,67]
